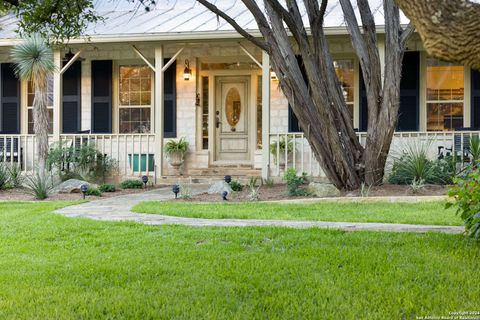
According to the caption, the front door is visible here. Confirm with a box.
[215,76,250,162]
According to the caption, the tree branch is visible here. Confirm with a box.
[400,22,415,49]
[196,0,269,52]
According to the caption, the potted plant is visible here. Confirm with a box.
[269,137,294,166]
[164,137,189,168]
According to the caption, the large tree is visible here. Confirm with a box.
[395,0,480,71]
[197,0,414,189]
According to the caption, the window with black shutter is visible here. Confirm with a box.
[62,61,81,133]
[1,63,20,134]
[91,60,112,133]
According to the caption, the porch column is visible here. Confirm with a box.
[261,51,271,180]
[154,45,164,181]
[52,50,62,141]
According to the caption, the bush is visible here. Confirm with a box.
[47,141,118,184]
[99,183,116,193]
[446,169,480,239]
[86,187,102,197]
[230,180,243,192]
[164,137,189,155]
[283,168,307,196]
[388,143,457,185]
[120,179,143,189]
[179,184,192,199]
[7,164,23,188]
[24,172,53,200]
[0,164,9,189]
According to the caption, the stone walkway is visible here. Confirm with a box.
[54,186,464,234]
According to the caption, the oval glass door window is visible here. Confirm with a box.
[225,87,241,131]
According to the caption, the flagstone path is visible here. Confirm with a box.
[54,186,464,234]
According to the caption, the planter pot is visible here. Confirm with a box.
[167,151,185,168]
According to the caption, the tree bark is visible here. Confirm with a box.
[396,0,480,70]
[33,76,49,175]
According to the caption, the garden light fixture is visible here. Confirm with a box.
[80,184,88,200]
[222,191,228,201]
[142,175,149,188]
[172,184,180,199]
[224,175,232,184]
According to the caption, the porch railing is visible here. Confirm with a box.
[268,131,480,178]
[0,134,156,177]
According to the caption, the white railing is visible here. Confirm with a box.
[268,131,480,178]
[59,134,156,176]
[0,134,156,177]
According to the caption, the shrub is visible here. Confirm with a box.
[283,168,307,196]
[248,185,260,201]
[120,179,143,189]
[99,183,116,193]
[24,172,53,200]
[0,164,9,189]
[247,177,258,189]
[47,141,118,184]
[7,164,23,188]
[230,180,243,192]
[263,178,274,188]
[409,178,425,194]
[446,169,480,239]
[388,143,457,185]
[86,187,102,197]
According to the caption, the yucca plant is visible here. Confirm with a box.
[24,171,53,200]
[0,163,9,189]
[11,34,55,175]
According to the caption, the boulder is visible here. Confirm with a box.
[51,179,96,194]
[207,181,232,195]
[307,182,341,197]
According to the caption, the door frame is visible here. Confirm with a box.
[199,69,262,166]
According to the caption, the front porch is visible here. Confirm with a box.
[1,130,477,182]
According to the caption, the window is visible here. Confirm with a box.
[426,58,464,131]
[27,77,54,134]
[334,59,355,120]
[118,65,152,133]
[201,76,209,149]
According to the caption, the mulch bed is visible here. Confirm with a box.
[171,183,449,203]
[0,185,165,202]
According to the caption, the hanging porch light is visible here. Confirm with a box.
[183,59,192,80]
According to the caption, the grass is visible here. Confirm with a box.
[0,201,478,319]
[132,201,463,226]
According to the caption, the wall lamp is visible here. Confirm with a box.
[183,59,192,80]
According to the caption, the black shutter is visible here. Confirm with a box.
[287,56,306,133]
[359,67,368,132]
[1,63,20,134]
[163,59,176,137]
[471,68,480,129]
[91,60,112,133]
[397,51,420,131]
[62,61,81,133]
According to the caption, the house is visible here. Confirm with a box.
[0,0,478,182]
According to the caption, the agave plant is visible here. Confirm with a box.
[11,34,55,175]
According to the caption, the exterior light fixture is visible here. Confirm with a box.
[64,49,75,61]
[183,59,192,80]
[80,184,88,200]
[224,175,232,184]
[172,184,180,199]
[270,71,278,81]
[222,191,228,201]
[142,175,149,188]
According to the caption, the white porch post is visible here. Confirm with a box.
[154,45,164,181]
[261,51,271,180]
[53,50,62,141]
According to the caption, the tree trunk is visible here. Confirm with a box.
[33,77,49,175]
[395,0,480,70]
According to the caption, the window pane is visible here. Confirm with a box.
[202,76,209,150]
[119,65,152,106]
[334,59,355,121]
[118,107,151,133]
[426,58,464,131]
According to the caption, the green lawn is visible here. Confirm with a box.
[0,201,478,319]
[133,201,462,226]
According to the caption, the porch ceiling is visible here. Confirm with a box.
[0,0,410,45]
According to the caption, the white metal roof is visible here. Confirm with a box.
[0,0,410,44]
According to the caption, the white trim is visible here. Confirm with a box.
[261,51,270,180]
[60,50,84,75]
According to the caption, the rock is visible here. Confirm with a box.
[51,179,97,194]
[307,182,341,197]
[207,181,232,195]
